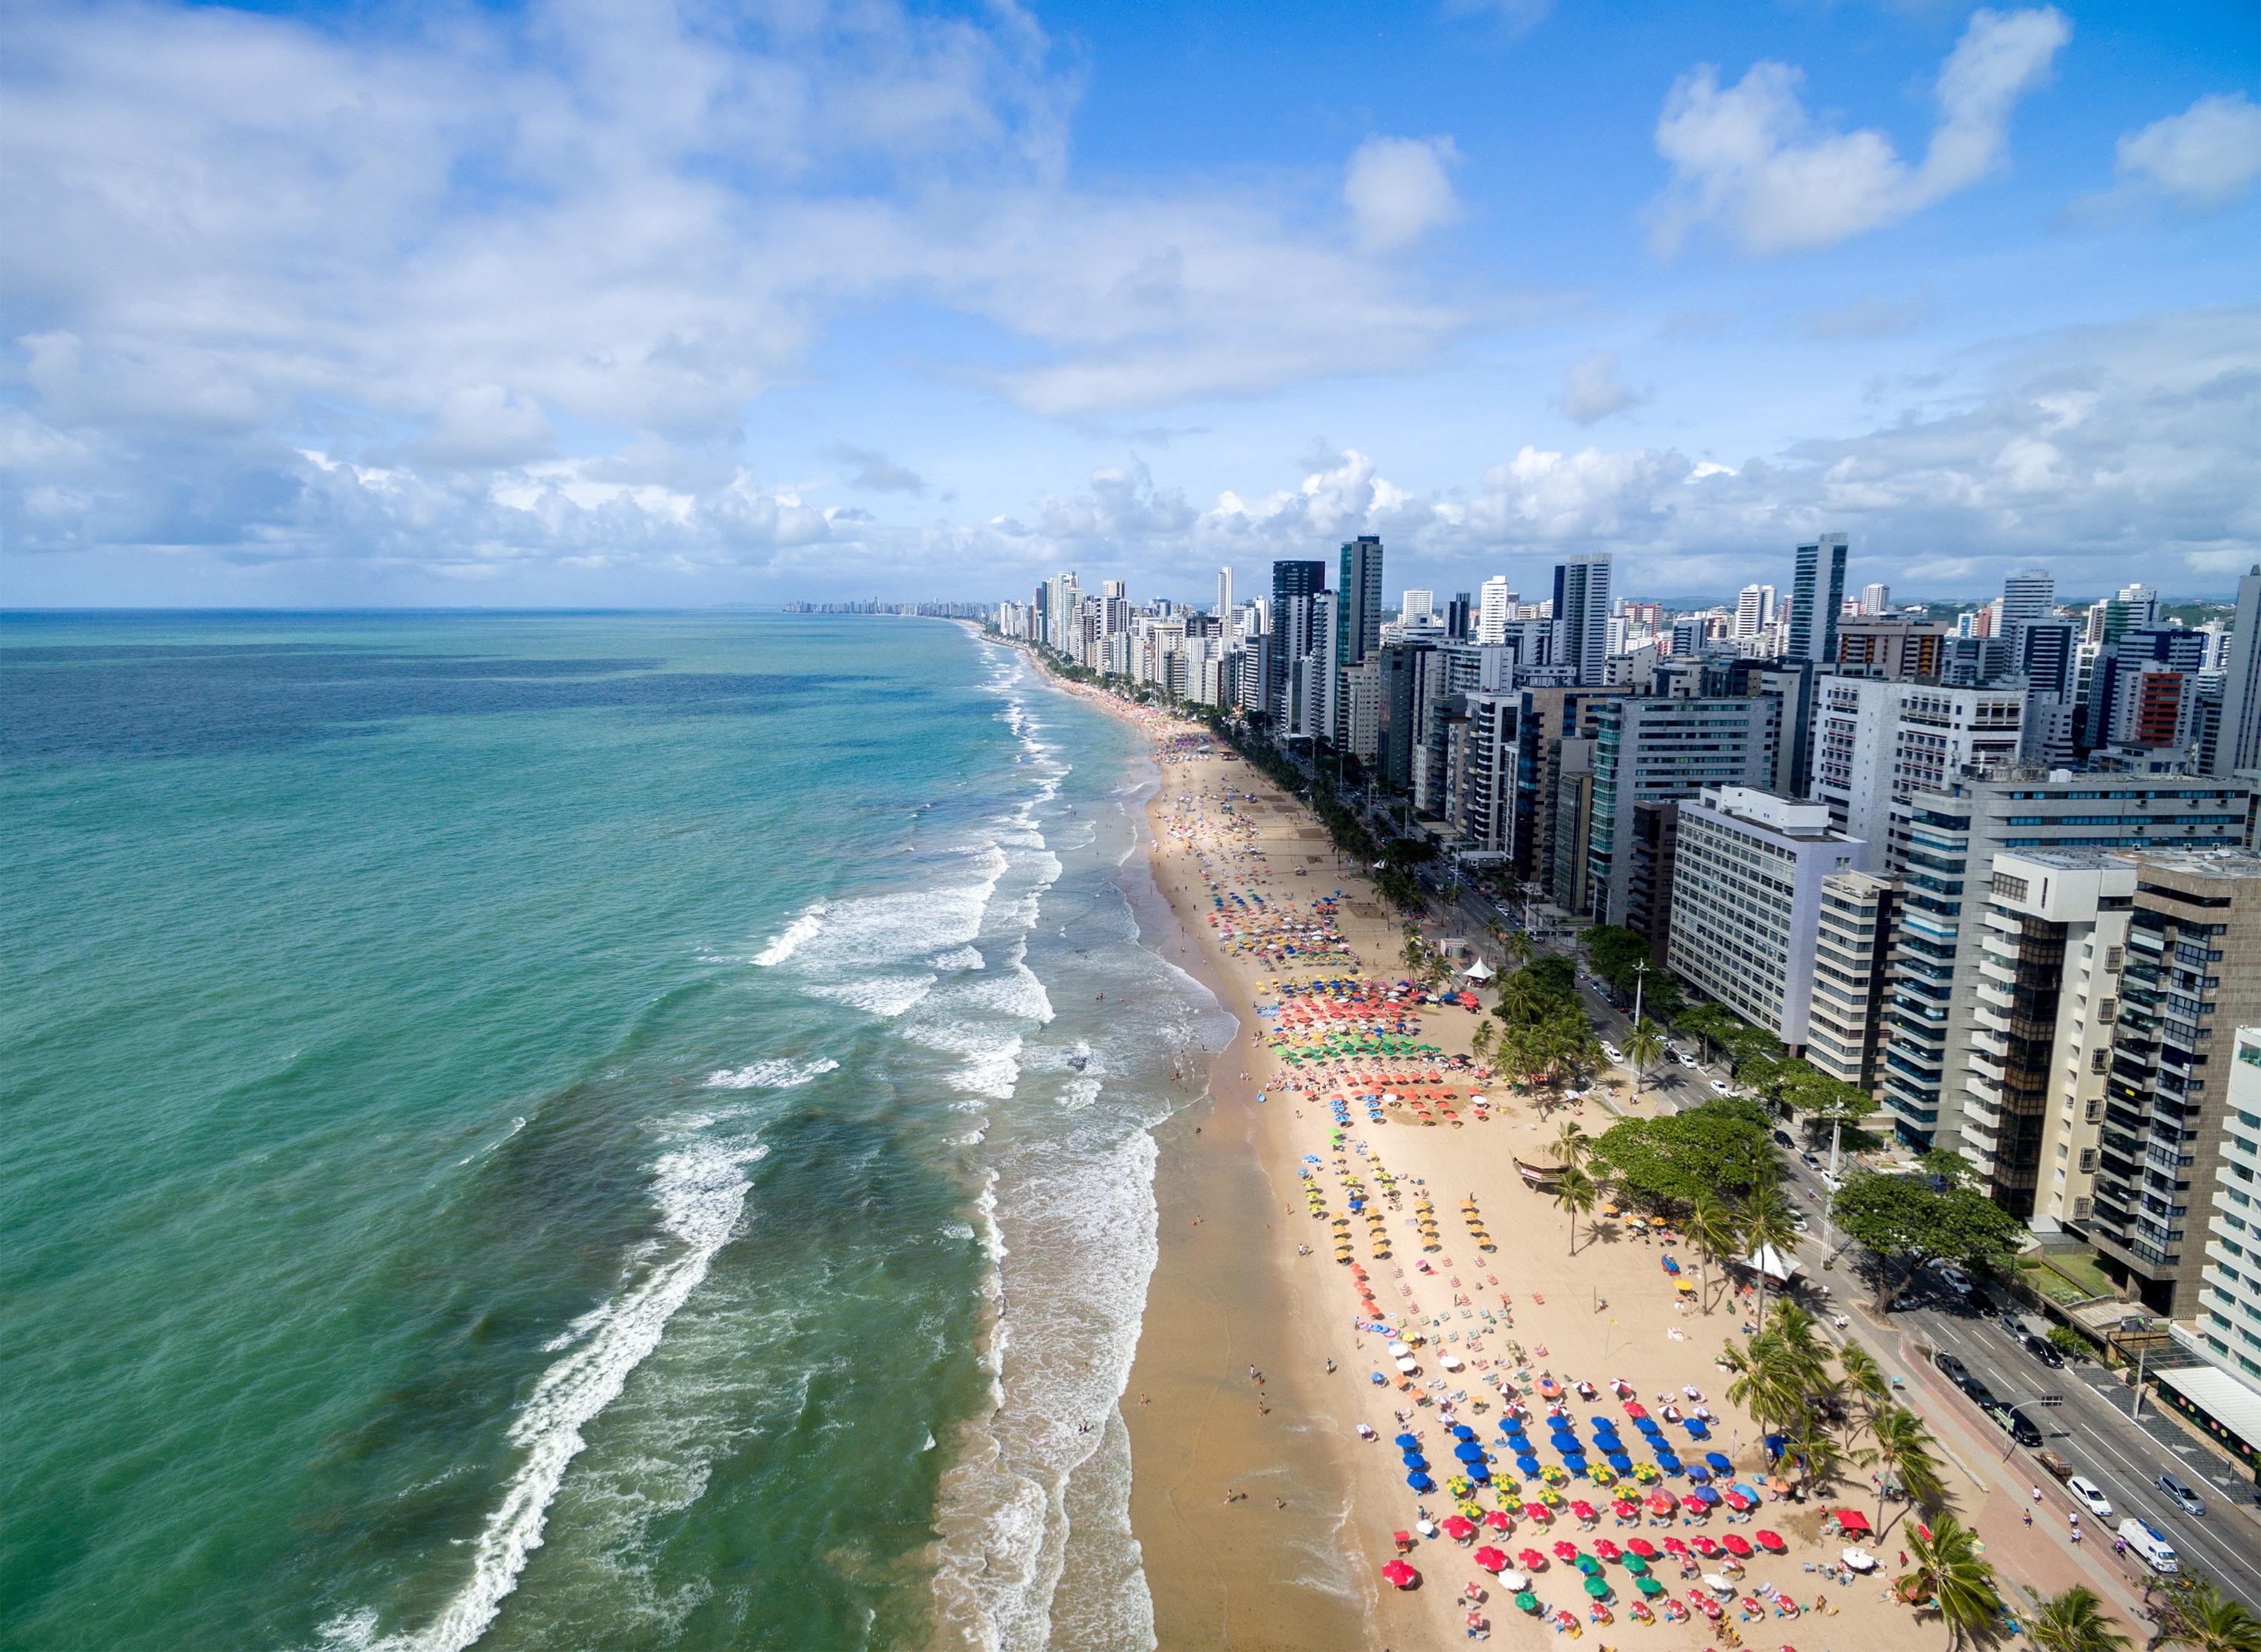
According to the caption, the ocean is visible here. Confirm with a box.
[0,612,1231,1652]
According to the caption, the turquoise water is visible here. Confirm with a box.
[1,613,1226,1651]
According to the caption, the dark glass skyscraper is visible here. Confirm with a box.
[1785,534,1847,665]
[1268,558,1328,730]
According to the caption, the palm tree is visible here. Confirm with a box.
[1837,1340,1890,1438]
[1688,1192,1743,1314]
[1718,1339,1801,1433]
[1498,972,1547,1026]
[1739,1182,1801,1329]
[2027,1587,2133,1652]
[1899,1513,2004,1651]
[1863,1405,1944,1531]
[1625,1017,1666,1095]
[2158,1581,2261,1652]
[1551,1121,1593,1170]
[1763,1302,1836,1401]
[1506,928,1535,970]
[1554,1164,1598,1253]
[1470,1019,1498,1066]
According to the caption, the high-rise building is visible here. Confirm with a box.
[1267,559,1328,734]
[1735,584,1776,638]
[1861,583,1892,616]
[1588,695,1782,926]
[1999,569,2056,647]
[1400,589,1434,619]
[1785,535,1849,666]
[1877,773,2252,1155]
[2088,850,2261,1314]
[2179,1023,2261,1387]
[1667,788,1870,1051]
[1216,567,1234,641]
[1335,537,1384,742]
[2087,583,2159,649]
[1807,870,1900,1094]
[1836,617,1950,681]
[1553,554,1614,686]
[2087,626,2211,751]
[1476,577,1514,647]
[2213,565,2261,780]
[1810,680,2027,861]
[1446,592,1473,642]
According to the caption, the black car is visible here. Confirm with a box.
[1959,1374,1997,1408]
[2021,1333,2065,1368]
[1935,1351,1971,1385]
[1773,1130,1797,1149]
[1986,1405,2043,1448]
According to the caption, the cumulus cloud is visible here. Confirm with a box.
[1557,350,1644,424]
[1651,8,2070,256]
[826,444,926,494]
[1343,136,1463,252]
[2113,93,2261,210]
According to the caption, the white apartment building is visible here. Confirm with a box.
[2179,1027,2261,1389]
[1811,678,2027,868]
[1969,851,2137,1222]
[1666,787,1869,1051]
[1477,577,1515,647]
[1807,869,1898,1093]
[1734,584,1776,638]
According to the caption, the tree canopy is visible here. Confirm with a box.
[1591,1097,1776,1209]
[1830,1172,2027,1310]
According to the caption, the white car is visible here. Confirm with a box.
[1678,1054,1699,1069]
[2067,1476,2114,1520]
[1709,1079,1732,1094]
[1601,1045,1622,1062]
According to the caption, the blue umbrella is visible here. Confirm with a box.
[1452,1424,1477,1440]
[1706,1452,1733,1472]
[1684,1421,1711,1440]
[1764,1433,1787,1457]
[1395,1433,1420,1449]
[1550,1430,1580,1448]
[1690,1485,1720,1506]
[1455,1442,1486,1463]
[1685,1465,1712,1484]
[1469,1461,1492,1482]
[1409,1472,1435,1491]
[1607,1453,1633,1474]
[1733,1483,1762,1502]
[1561,1454,1588,1476]
[1516,1454,1542,1476]
[1634,1417,1662,1436]
[1591,1433,1623,1453]
[1403,1452,1428,1469]
[1654,1452,1681,1473]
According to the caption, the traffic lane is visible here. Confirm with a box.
[1907,1304,2261,1606]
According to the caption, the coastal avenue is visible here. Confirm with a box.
[1409,852,2261,1612]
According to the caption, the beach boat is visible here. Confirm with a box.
[1513,1156,1566,1189]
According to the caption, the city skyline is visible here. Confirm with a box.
[4,0,2255,607]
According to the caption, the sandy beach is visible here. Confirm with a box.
[1030,657,2150,1652]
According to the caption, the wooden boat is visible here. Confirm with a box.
[1513,1156,1566,1189]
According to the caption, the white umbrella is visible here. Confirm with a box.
[1741,1244,1801,1282]
[1841,1549,1877,1572]
[1497,1570,1532,1591]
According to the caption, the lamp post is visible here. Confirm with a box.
[1632,961,1649,1028]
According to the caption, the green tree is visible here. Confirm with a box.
[1592,1099,1776,1210]
[1830,1173,2026,1314]
[1469,1019,1498,1066]
[2026,1587,2133,1652]
[2155,1580,2261,1652]
[1551,1120,1594,1171]
[1676,1001,1740,1066]
[1625,1018,1666,1096]
[1837,1340,1890,1436]
[1740,1182,1803,1328]
[1554,1164,1599,1253]
[1898,1512,2005,1650]
[1505,928,1535,970]
[1688,1191,1744,1314]
[1497,971,1550,1027]
[1863,1405,1945,1530]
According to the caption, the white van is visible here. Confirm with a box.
[2118,1519,2179,1574]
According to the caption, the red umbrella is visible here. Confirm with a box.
[1721,1534,1754,1558]
[1690,1536,1721,1558]
[1690,1592,1724,1619]
[1443,1515,1478,1540]
[1570,1501,1599,1522]
[1834,1508,1873,1535]
[1661,1537,1690,1556]
[1382,1559,1418,1589]
[1627,1538,1659,1559]
[1622,1401,1648,1419]
[1552,1540,1582,1562]
[1518,1547,1550,1571]
[1754,1530,1786,1553]
[1484,1509,1513,1531]
[1522,1501,1553,1522]
[1614,1498,1641,1519]
[1726,1492,1756,1513]
[1593,1539,1623,1562]
[1475,1546,1510,1573]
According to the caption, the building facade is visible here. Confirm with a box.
[1589,696,1782,929]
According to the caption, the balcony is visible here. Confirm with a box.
[1978,956,2019,988]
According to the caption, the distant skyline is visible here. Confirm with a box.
[4,0,2256,607]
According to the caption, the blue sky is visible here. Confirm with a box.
[3,0,2256,607]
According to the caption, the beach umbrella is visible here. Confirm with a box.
[1381,1560,1418,1589]
[1592,1539,1623,1562]
[1622,1400,1648,1418]
[1443,1515,1478,1540]
[1551,1540,1580,1562]
[1518,1547,1548,1571]
[1497,1569,1531,1591]
[1646,1493,1676,1515]
[1613,1498,1641,1519]
[1515,1455,1542,1476]
[1686,1466,1713,1485]
[1484,1509,1513,1531]
[1689,1536,1721,1558]
[1638,1576,1666,1598]
[1725,1491,1755,1513]
[1516,1590,1541,1614]
[1721,1534,1753,1559]
[1402,1452,1428,1470]
[1521,1502,1550,1522]
[1661,1537,1689,1556]
[1394,1432,1419,1449]
[1452,1424,1478,1441]
[1706,1452,1733,1473]
[1575,1556,1602,1577]
[1690,1486,1721,1507]
[1408,1472,1435,1491]
[1654,1452,1681,1473]
[1475,1546,1510,1574]
[1684,1421,1711,1440]
[1549,1431,1581,1452]
[1455,1442,1486,1463]
[1754,1530,1785,1553]
[1731,1482,1761,1504]
[1626,1537,1659,1559]
[1623,1556,1648,1577]
[1607,1454,1634,1474]
[1583,1577,1612,1598]
[1634,1417,1661,1436]
[1561,1453,1588,1476]
[1570,1499,1598,1522]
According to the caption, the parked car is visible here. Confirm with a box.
[1986,1404,2042,1448]
[1772,1130,1797,1149]
[1932,1262,1975,1296]
[1960,1375,1998,1409]
[1934,1351,1972,1385]
[2021,1332,2065,1367]
[1799,1150,1822,1169]
[2067,1476,2113,1519]
[2157,1473,2207,1516]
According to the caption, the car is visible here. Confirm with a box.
[1678,1054,1699,1068]
[2067,1476,2113,1519]
[2157,1473,2207,1516]
[1987,1405,2042,1448]
[2120,1519,2180,1574]
[1935,1351,1972,1384]
[2021,1332,2065,1368]
[1819,1170,1845,1192]
[1711,1080,1733,1094]
[1932,1262,1975,1295]
[1960,1375,1998,1409]
[1772,1129,1797,1149]
[1799,1150,1822,1169]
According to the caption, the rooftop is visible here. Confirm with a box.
[2131,849,2261,881]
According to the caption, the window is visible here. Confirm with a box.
[1991,872,2030,901]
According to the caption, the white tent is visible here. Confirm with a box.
[1462,959,1495,981]
[1741,1244,1801,1281]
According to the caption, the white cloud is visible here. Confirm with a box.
[1557,350,1643,424]
[1799,291,1932,340]
[1342,136,1463,252]
[1651,7,2070,256]
[826,444,927,494]
[2115,93,2261,209]
[1440,0,1554,43]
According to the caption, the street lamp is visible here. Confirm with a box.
[1631,960,1649,1027]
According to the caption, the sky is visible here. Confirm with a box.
[2,0,2256,608]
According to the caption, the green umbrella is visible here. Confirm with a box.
[1623,1556,1649,1577]
[1576,1556,1602,1575]
[1637,1577,1666,1598]
[1515,1592,1540,1614]
[1583,1577,1611,1598]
